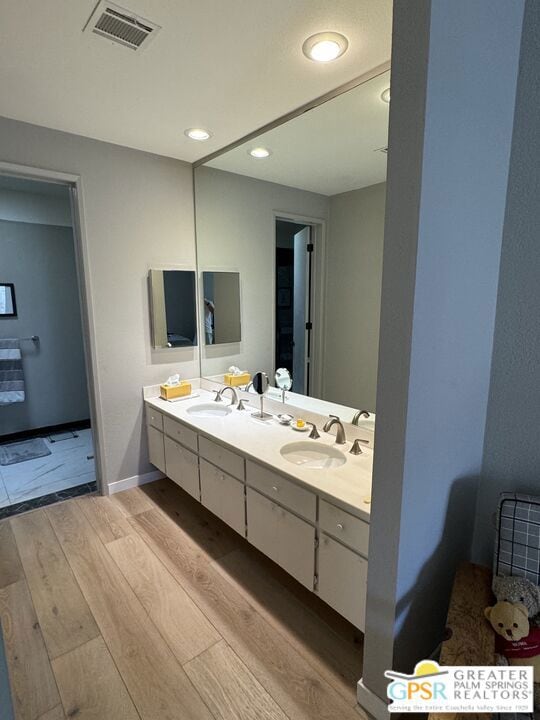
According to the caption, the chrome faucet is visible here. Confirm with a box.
[322,415,347,445]
[352,410,370,426]
[214,386,239,405]
[243,381,254,392]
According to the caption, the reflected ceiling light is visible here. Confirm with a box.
[302,32,349,63]
[249,147,271,159]
[184,128,212,141]
[381,88,391,103]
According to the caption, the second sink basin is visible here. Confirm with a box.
[280,441,346,469]
[187,402,232,418]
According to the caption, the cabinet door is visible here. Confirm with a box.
[147,425,165,473]
[200,459,245,536]
[246,487,315,590]
[317,533,368,631]
[164,436,200,500]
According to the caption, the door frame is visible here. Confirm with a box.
[272,211,327,399]
[0,160,106,495]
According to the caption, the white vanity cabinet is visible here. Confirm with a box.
[317,533,368,631]
[246,487,315,589]
[144,400,370,631]
[147,408,166,473]
[200,459,245,536]
[164,436,200,500]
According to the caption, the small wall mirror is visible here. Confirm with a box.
[148,269,197,349]
[202,271,241,345]
[0,283,17,317]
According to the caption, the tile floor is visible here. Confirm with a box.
[0,429,95,508]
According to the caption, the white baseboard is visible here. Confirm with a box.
[107,469,164,495]
[357,679,390,720]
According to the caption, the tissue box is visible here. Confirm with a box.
[160,381,192,400]
[224,372,251,387]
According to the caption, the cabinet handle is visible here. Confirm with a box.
[336,523,344,531]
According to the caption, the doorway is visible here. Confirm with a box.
[0,173,98,517]
[275,218,315,396]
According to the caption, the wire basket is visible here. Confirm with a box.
[494,492,540,583]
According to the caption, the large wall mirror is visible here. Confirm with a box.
[148,269,197,349]
[194,69,389,418]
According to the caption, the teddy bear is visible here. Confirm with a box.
[493,575,540,626]
[485,600,540,709]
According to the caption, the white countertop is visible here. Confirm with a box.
[145,388,373,521]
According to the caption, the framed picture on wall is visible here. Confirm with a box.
[0,284,17,317]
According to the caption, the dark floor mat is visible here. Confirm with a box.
[0,437,51,465]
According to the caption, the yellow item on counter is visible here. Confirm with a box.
[160,381,192,400]
[224,372,251,387]
[296,419,306,428]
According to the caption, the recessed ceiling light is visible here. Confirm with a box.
[249,147,271,159]
[184,128,212,141]
[381,88,391,103]
[302,32,349,63]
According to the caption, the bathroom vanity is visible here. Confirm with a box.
[144,384,372,630]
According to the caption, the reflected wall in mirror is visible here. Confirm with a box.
[202,271,241,345]
[148,269,197,349]
[0,283,17,317]
[194,69,389,416]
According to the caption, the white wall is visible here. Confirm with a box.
[324,182,385,411]
[0,188,71,226]
[359,0,524,715]
[0,219,89,434]
[194,166,329,378]
[474,0,540,565]
[0,115,197,487]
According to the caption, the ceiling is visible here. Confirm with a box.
[0,1,392,163]
[206,69,389,196]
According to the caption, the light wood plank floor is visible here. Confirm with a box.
[0,478,365,720]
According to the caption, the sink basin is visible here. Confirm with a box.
[187,402,232,418]
[280,441,346,469]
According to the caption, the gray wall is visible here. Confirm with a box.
[195,166,329,378]
[0,219,89,434]
[0,188,71,226]
[474,0,540,564]
[0,115,197,487]
[359,0,524,714]
[324,182,385,411]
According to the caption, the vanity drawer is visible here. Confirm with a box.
[199,436,244,481]
[164,436,200,500]
[147,425,165,473]
[246,460,316,522]
[317,533,368,631]
[163,415,198,453]
[246,487,315,590]
[146,406,163,432]
[319,500,369,557]
[200,459,245,536]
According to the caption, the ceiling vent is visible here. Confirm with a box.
[83,1,160,51]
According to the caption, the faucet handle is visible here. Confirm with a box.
[349,439,364,455]
[237,398,248,411]
[212,389,222,402]
[307,422,320,439]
